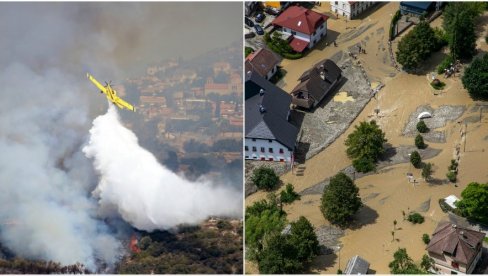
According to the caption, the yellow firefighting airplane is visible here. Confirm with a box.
[87,73,136,112]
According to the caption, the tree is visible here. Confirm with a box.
[416,120,429,133]
[345,120,387,172]
[443,2,483,59]
[462,54,488,99]
[420,254,434,271]
[396,21,439,69]
[422,163,433,180]
[422,234,430,245]
[320,172,362,227]
[415,134,426,149]
[456,182,488,223]
[280,183,301,204]
[257,216,319,274]
[251,167,280,190]
[288,216,320,262]
[407,212,425,224]
[389,248,425,274]
[410,151,422,168]
[245,198,286,259]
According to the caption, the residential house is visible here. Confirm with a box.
[330,1,376,19]
[291,59,342,109]
[400,2,441,17]
[344,255,370,274]
[245,48,282,80]
[245,71,298,162]
[426,222,485,274]
[272,6,329,52]
[204,78,230,95]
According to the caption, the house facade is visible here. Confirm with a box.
[426,222,485,274]
[272,6,328,52]
[245,71,298,162]
[330,1,376,19]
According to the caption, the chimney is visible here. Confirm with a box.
[259,88,265,96]
[320,71,325,80]
[246,70,252,80]
[259,104,266,113]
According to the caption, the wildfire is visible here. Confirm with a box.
[129,234,141,254]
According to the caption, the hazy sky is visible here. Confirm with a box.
[0,2,243,78]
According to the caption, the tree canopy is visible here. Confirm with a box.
[462,54,488,99]
[320,172,362,227]
[345,120,387,172]
[389,248,426,274]
[443,2,484,59]
[396,21,440,69]
[456,182,488,224]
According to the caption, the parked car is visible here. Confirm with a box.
[265,7,280,16]
[254,24,264,35]
[245,31,256,39]
[255,13,266,23]
[245,16,254,27]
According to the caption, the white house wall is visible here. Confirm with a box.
[245,138,293,162]
[310,22,327,48]
[282,28,310,42]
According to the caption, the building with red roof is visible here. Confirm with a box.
[271,5,328,52]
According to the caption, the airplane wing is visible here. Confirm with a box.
[114,96,136,112]
[86,73,108,95]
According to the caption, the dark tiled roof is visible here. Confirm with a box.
[426,221,486,265]
[272,5,328,35]
[292,59,342,106]
[245,48,281,78]
[245,71,298,150]
[344,255,370,275]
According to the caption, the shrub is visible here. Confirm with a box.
[407,212,425,224]
[422,234,430,244]
[415,134,426,149]
[280,183,301,204]
[449,159,458,171]
[251,167,279,190]
[389,10,401,40]
[433,27,448,49]
[416,120,429,133]
[437,55,454,74]
[446,171,457,183]
[245,47,254,57]
[410,151,422,168]
[431,79,446,90]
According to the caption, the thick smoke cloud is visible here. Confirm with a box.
[0,2,242,270]
[84,105,242,231]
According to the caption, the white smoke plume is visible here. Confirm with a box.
[83,104,242,231]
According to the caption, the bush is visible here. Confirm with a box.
[389,10,401,40]
[245,47,255,57]
[416,120,429,133]
[415,134,426,149]
[280,183,301,204]
[407,212,425,224]
[433,27,448,49]
[251,167,280,190]
[431,80,446,90]
[410,151,422,168]
[282,52,303,59]
[449,159,458,171]
[266,31,303,60]
[446,171,457,182]
[437,55,454,74]
[422,234,430,244]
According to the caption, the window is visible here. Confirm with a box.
[279,148,284,154]
[252,138,256,141]
[260,147,265,153]
[291,31,296,35]
[269,148,273,153]
[260,157,265,161]
[245,156,249,158]
[252,146,257,152]
[245,146,249,151]
[280,158,285,162]
[269,158,274,161]
[268,139,272,143]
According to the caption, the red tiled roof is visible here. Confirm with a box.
[272,5,328,35]
[289,36,309,53]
